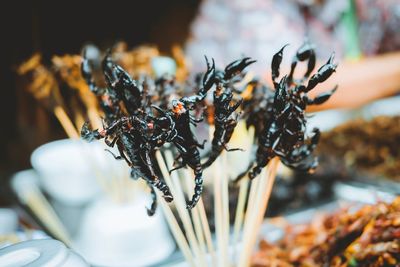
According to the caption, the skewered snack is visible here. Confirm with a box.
[252,198,400,267]
[18,54,80,138]
[80,50,216,210]
[202,57,255,168]
[236,41,338,181]
[80,40,337,216]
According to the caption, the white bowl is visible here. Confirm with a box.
[30,139,117,206]
[74,193,175,267]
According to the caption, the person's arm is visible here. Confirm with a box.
[307,52,400,112]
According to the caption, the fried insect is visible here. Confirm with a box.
[153,58,215,209]
[81,115,173,215]
[81,49,145,120]
[236,42,337,181]
[81,51,121,121]
[203,57,255,168]
[241,80,275,137]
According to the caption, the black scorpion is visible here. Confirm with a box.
[236,42,337,181]
[81,116,173,216]
[153,58,215,209]
[202,57,255,168]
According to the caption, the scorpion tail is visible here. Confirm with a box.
[186,170,203,209]
[146,184,157,216]
[152,179,173,203]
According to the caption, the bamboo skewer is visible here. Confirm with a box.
[11,173,72,246]
[156,151,206,267]
[181,166,216,267]
[155,191,195,266]
[53,106,80,139]
[213,158,225,267]
[237,157,280,267]
[221,152,230,266]
[232,177,249,254]
[182,173,207,254]
[197,198,216,266]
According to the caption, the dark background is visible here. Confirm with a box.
[0,0,200,175]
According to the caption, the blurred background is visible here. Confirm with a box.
[0,0,199,173]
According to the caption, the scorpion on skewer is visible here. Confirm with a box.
[152,57,216,209]
[81,49,145,120]
[236,42,337,182]
[202,57,255,168]
[81,115,173,216]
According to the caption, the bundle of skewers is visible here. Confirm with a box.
[17,42,188,140]
[19,40,338,266]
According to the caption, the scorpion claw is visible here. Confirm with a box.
[306,53,337,91]
[271,44,289,85]
[202,56,215,93]
[224,57,256,80]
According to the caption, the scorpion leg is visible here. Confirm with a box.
[169,164,185,174]
[130,168,141,180]
[104,149,124,161]
[104,135,118,147]
[195,139,207,149]
[223,144,243,152]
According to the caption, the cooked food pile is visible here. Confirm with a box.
[253,198,400,267]
[318,116,400,181]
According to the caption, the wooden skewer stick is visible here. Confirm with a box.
[197,198,216,266]
[11,175,72,246]
[181,170,207,257]
[237,157,280,267]
[53,105,80,138]
[232,177,249,253]
[155,191,195,266]
[87,107,103,130]
[156,151,205,267]
[237,171,261,263]
[213,157,222,267]
[221,152,230,266]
